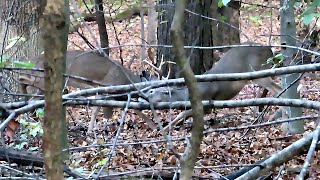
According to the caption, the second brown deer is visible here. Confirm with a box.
[147,43,282,130]
[18,50,155,133]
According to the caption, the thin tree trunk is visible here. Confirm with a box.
[41,0,69,178]
[95,0,109,55]
[147,0,157,46]
[171,0,204,179]
[280,0,304,134]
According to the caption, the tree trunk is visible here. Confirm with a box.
[0,0,45,102]
[156,0,240,78]
[280,0,304,134]
[147,0,157,46]
[95,0,109,55]
[157,0,175,77]
[41,0,69,178]
[171,1,204,179]
[211,0,240,49]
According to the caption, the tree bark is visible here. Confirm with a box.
[147,0,157,46]
[40,0,69,178]
[170,0,204,179]
[280,0,304,134]
[95,0,109,55]
[157,0,240,78]
[0,0,45,102]
[0,0,45,140]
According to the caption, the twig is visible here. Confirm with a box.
[298,118,320,179]
[205,116,318,134]
[95,94,132,178]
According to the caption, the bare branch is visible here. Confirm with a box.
[237,131,319,179]
[170,0,204,179]
[298,119,320,179]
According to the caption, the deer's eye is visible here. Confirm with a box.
[148,89,155,95]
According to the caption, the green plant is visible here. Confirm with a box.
[300,0,320,25]
[0,54,35,68]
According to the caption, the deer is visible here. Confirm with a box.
[146,43,283,131]
[12,50,156,139]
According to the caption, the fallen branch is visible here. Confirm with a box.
[64,97,320,111]
[237,131,319,180]
[2,97,320,132]
[4,61,320,99]
[0,147,83,178]
[298,121,320,179]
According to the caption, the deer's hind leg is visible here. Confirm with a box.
[87,106,113,133]
[253,77,282,95]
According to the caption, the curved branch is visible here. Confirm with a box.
[170,0,204,179]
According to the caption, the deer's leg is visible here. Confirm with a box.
[87,93,114,133]
[20,83,30,102]
[20,83,28,95]
[87,107,114,133]
[253,77,282,95]
[162,109,193,132]
[162,108,212,132]
[253,77,282,114]
[134,110,157,129]
[257,88,269,112]
[88,106,101,133]
[102,107,113,119]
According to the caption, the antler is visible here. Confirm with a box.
[143,49,176,80]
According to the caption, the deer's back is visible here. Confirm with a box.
[25,50,141,90]
[66,51,141,87]
[208,45,273,74]
[202,45,273,100]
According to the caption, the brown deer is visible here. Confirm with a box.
[147,43,282,130]
[17,50,156,135]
